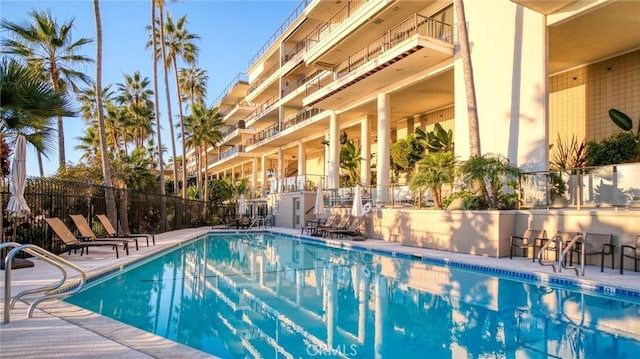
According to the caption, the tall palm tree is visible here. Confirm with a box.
[454,0,481,156]
[93,0,117,223]
[0,57,71,173]
[178,66,208,111]
[150,0,166,199]
[183,103,223,201]
[116,71,155,149]
[148,0,178,196]
[1,10,93,169]
[163,13,200,199]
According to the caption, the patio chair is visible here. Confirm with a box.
[70,214,139,251]
[308,213,341,237]
[620,235,640,274]
[539,231,580,263]
[325,215,366,238]
[302,213,337,235]
[510,229,547,261]
[44,217,128,258]
[568,232,615,272]
[96,214,155,246]
[315,215,351,237]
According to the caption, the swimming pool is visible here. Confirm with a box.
[65,233,640,358]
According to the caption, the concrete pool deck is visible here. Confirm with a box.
[1,226,639,358]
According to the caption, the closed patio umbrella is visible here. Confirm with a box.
[3,135,34,269]
[238,194,246,216]
[314,181,325,216]
[351,185,365,217]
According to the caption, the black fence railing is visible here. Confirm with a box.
[0,177,235,254]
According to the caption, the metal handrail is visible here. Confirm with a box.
[536,233,585,276]
[2,242,87,323]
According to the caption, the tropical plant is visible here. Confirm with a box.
[116,71,155,149]
[390,134,424,177]
[410,151,456,208]
[1,10,93,169]
[458,153,520,209]
[415,123,454,153]
[608,108,640,161]
[339,139,360,187]
[550,134,587,170]
[165,14,199,199]
[586,132,637,166]
[441,189,481,210]
[178,65,208,109]
[0,57,72,175]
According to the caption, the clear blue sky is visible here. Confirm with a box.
[1,0,300,177]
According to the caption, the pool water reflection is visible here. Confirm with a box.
[65,233,640,358]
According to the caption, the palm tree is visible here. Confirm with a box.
[183,103,222,200]
[1,10,93,169]
[454,0,481,156]
[163,13,200,199]
[178,66,208,111]
[150,0,166,199]
[116,71,155,149]
[410,151,456,209]
[0,57,72,173]
[148,1,178,196]
[93,0,117,224]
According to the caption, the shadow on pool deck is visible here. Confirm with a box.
[1,226,639,358]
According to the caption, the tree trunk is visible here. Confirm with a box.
[158,7,178,195]
[151,0,166,231]
[93,0,117,223]
[455,0,481,156]
[173,60,188,199]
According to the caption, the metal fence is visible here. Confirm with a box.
[1,177,234,254]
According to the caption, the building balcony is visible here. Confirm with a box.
[304,13,453,109]
[244,107,327,152]
[213,73,249,109]
[220,98,255,126]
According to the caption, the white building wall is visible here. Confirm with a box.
[454,0,548,171]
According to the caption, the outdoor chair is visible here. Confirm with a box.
[510,229,547,261]
[315,215,351,237]
[325,215,366,238]
[96,214,155,246]
[44,217,128,258]
[302,213,337,235]
[568,232,615,272]
[309,214,342,237]
[620,235,640,274]
[70,214,139,251]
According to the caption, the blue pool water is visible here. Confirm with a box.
[65,233,640,358]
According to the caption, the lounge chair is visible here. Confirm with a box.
[315,215,351,237]
[44,217,128,258]
[510,229,547,261]
[620,235,640,274]
[325,215,366,238]
[70,214,139,251]
[96,214,155,246]
[568,232,615,272]
[302,213,337,235]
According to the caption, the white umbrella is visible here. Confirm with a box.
[351,185,365,217]
[238,194,246,215]
[7,135,31,218]
[3,135,33,269]
[313,180,325,216]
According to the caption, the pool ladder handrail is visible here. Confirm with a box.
[537,233,585,276]
[2,242,87,323]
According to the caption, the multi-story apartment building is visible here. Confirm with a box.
[187,0,640,230]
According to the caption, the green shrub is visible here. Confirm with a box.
[586,132,637,166]
[442,190,481,210]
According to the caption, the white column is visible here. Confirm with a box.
[377,93,390,204]
[329,111,340,190]
[251,157,258,194]
[374,274,388,359]
[326,265,337,348]
[360,116,371,187]
[298,141,306,178]
[261,154,267,196]
[358,266,371,344]
[278,148,284,193]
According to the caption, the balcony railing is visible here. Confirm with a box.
[305,0,368,51]
[212,144,244,164]
[282,107,320,130]
[247,62,280,95]
[220,98,254,117]
[246,95,278,124]
[282,39,307,65]
[306,13,452,97]
[213,73,248,107]
[282,69,323,97]
[248,0,310,68]
[246,123,281,146]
